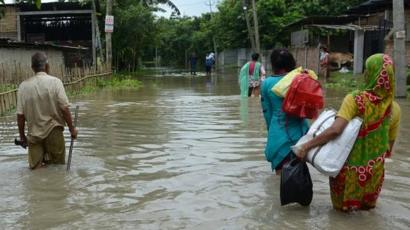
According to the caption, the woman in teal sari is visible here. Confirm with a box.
[261,49,309,174]
[239,53,266,97]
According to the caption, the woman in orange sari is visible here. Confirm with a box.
[295,53,401,211]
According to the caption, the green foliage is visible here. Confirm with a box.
[135,0,180,15]
[97,74,142,89]
[155,16,214,67]
[1,0,367,69]
[69,74,142,97]
[257,0,303,48]
[326,71,364,92]
[149,0,367,66]
[0,84,17,93]
[113,3,157,70]
[14,0,42,9]
[407,68,410,84]
[213,1,248,49]
[0,0,5,18]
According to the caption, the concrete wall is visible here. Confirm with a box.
[218,48,253,67]
[217,48,271,71]
[218,47,320,74]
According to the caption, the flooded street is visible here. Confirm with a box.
[1,71,409,229]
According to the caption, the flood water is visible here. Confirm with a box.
[0,70,409,229]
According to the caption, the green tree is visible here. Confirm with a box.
[109,0,181,69]
[213,0,249,50]
[113,3,157,70]
[136,0,180,15]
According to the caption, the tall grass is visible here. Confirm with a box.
[68,74,142,97]
[325,71,364,92]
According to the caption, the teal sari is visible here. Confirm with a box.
[239,61,261,97]
[260,75,309,170]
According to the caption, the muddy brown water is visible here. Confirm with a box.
[0,71,409,229]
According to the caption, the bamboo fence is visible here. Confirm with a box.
[0,63,111,115]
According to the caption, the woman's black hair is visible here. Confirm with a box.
[270,48,296,73]
[251,53,260,61]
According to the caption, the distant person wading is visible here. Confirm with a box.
[205,52,215,75]
[239,53,266,97]
[189,52,198,75]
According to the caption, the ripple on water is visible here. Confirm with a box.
[0,75,409,229]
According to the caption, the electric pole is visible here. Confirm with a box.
[251,0,260,54]
[206,0,218,70]
[106,0,112,70]
[393,0,407,98]
[92,0,104,65]
[242,0,255,52]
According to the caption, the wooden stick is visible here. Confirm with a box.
[66,105,79,171]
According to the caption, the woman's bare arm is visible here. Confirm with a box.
[295,117,349,158]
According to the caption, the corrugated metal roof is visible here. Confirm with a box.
[4,2,91,11]
[284,16,360,30]
[306,24,363,30]
[0,39,88,51]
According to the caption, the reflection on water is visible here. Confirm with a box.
[0,72,409,229]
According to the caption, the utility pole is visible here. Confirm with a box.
[105,0,113,70]
[392,0,407,98]
[206,0,218,70]
[92,0,104,66]
[251,0,260,54]
[242,0,255,52]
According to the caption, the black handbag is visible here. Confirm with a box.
[280,158,313,206]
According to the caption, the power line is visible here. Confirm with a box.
[204,0,218,13]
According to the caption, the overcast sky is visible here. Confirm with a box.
[158,0,219,17]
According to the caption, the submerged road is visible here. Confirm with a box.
[0,71,409,229]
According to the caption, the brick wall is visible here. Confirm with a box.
[0,6,18,40]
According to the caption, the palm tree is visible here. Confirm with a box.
[137,0,180,15]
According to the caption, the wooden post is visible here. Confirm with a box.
[5,92,9,112]
[18,63,22,83]
[0,95,4,115]
[14,60,18,84]
[60,64,64,82]
[91,8,97,68]
[1,63,4,91]
[106,0,113,70]
[16,14,21,41]
[304,45,308,68]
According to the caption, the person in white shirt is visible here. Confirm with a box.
[17,52,78,169]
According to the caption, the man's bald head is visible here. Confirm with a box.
[31,52,49,73]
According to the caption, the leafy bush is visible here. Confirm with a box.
[325,72,363,92]
[69,74,142,97]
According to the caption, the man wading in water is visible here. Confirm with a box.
[16,52,78,169]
